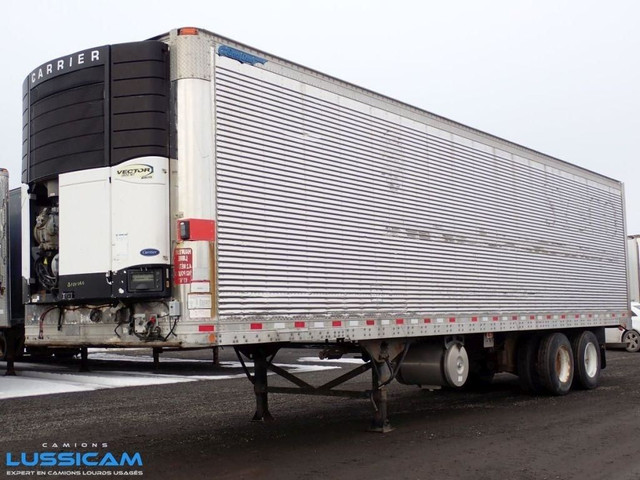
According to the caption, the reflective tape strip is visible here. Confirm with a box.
[235,311,626,334]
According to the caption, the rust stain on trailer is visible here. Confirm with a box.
[209,241,217,320]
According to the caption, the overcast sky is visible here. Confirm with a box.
[3,0,639,231]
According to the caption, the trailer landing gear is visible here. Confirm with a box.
[370,367,392,433]
[235,343,403,432]
[250,348,274,422]
[79,347,89,372]
[153,347,161,370]
[2,326,24,376]
[212,346,219,365]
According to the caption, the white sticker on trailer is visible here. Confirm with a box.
[191,281,210,293]
[188,294,212,309]
[189,309,212,319]
[113,233,129,263]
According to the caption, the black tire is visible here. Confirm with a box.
[570,330,601,390]
[623,330,640,353]
[517,334,544,395]
[536,332,574,396]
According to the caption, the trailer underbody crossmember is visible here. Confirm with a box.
[234,345,395,432]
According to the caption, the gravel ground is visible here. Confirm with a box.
[1,348,639,480]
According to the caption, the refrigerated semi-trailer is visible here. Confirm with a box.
[11,27,629,429]
[0,169,24,372]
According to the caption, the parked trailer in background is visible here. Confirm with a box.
[606,236,640,351]
[10,27,629,429]
[0,170,24,372]
[627,235,640,303]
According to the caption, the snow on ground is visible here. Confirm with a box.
[0,357,339,400]
[297,357,366,364]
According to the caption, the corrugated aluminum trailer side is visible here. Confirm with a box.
[159,29,627,345]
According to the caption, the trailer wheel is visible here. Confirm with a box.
[623,330,640,353]
[536,332,573,396]
[517,334,544,395]
[570,330,600,390]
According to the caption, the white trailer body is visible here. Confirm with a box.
[208,42,629,344]
[19,28,627,349]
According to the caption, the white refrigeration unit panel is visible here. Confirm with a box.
[58,167,111,276]
[111,156,170,272]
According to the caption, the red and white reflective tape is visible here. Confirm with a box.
[237,311,627,332]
